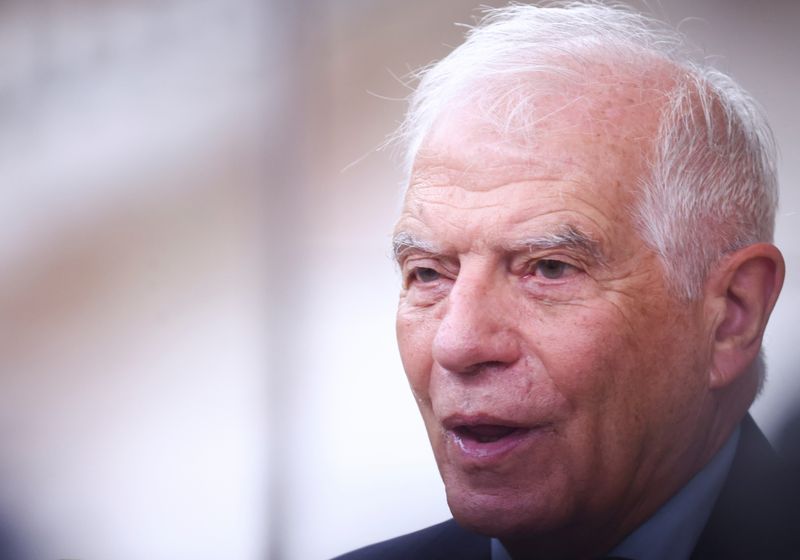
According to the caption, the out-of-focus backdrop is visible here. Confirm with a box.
[0,1,797,559]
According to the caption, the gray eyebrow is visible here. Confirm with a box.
[391,225,605,265]
[506,225,606,264]
[391,232,438,263]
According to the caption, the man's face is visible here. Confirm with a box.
[393,88,715,546]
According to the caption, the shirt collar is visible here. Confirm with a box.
[491,426,741,560]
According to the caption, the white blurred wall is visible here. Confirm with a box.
[0,1,273,558]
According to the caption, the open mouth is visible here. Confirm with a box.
[445,420,537,461]
[453,424,527,443]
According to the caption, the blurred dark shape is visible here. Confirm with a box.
[776,406,800,468]
[0,518,26,560]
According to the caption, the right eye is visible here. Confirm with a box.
[412,267,441,283]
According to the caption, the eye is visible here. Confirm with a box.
[412,267,441,283]
[401,259,453,293]
[529,259,575,280]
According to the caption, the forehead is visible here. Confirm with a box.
[419,66,667,173]
[419,53,672,148]
[398,72,667,249]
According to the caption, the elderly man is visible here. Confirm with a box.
[337,2,796,559]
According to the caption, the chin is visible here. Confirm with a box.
[445,485,570,539]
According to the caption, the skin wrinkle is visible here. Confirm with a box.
[395,221,652,304]
[509,227,604,264]
[397,224,605,266]
[406,186,623,259]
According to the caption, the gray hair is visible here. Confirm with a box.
[395,1,778,302]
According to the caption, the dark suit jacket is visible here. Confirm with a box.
[334,415,800,559]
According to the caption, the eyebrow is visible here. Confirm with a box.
[392,232,438,263]
[506,224,606,264]
[391,224,605,265]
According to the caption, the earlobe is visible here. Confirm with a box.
[707,243,785,389]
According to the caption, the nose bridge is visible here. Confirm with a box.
[432,263,519,373]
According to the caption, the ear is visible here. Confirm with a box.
[704,243,784,389]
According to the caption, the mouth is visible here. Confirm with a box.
[443,416,542,462]
[453,424,528,443]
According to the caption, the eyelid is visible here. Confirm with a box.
[403,252,458,270]
[514,252,583,273]
[530,256,579,268]
[402,254,435,269]
[530,258,580,277]
[402,256,457,287]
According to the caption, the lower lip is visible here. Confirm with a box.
[447,428,538,463]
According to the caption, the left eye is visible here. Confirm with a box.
[529,259,574,280]
[413,267,441,283]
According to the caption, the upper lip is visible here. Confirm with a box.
[441,413,535,431]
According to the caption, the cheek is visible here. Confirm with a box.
[528,305,627,399]
[530,297,705,438]
[523,300,673,457]
[396,306,438,397]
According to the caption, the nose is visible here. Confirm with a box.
[431,268,521,374]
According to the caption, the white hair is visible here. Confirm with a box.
[395,1,778,302]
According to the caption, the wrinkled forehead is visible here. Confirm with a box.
[414,59,674,181]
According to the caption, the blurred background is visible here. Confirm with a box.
[0,0,797,559]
